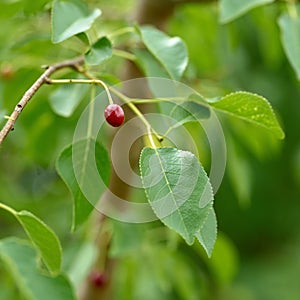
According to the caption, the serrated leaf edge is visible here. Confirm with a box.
[139,147,214,246]
[17,210,62,275]
[210,91,285,139]
[195,207,217,257]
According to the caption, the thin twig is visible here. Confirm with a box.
[46,76,163,143]
[0,56,84,146]
[46,78,114,105]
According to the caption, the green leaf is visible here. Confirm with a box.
[0,238,75,300]
[56,138,110,230]
[169,101,211,125]
[219,0,274,23]
[56,142,93,230]
[84,36,112,65]
[0,203,62,275]
[159,98,211,137]
[140,147,215,250]
[51,0,101,43]
[134,49,169,78]
[76,32,90,46]
[188,93,209,104]
[16,211,62,275]
[49,83,89,117]
[195,208,217,257]
[209,91,285,139]
[138,25,188,80]
[278,12,300,80]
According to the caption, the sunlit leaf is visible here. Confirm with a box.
[219,0,274,23]
[278,12,300,80]
[209,91,285,139]
[137,25,188,80]
[140,147,215,253]
[51,0,101,43]
[0,238,75,300]
[85,36,112,65]
[56,138,110,230]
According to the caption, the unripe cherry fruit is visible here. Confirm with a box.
[104,104,125,127]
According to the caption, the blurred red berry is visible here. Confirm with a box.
[89,271,108,287]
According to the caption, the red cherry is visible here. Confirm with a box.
[104,104,125,127]
[89,271,108,287]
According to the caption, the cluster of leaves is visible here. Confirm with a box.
[0,0,290,299]
[48,0,285,256]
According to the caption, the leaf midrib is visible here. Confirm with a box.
[153,148,190,240]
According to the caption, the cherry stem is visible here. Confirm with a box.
[46,78,114,105]
[109,86,163,146]
[0,202,17,215]
[129,97,185,104]
[52,68,164,146]
[46,74,164,146]
[87,84,96,138]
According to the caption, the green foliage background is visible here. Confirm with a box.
[0,0,300,299]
